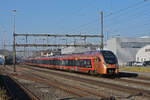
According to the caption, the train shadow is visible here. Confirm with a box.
[115,72,138,78]
[90,72,139,79]
[73,71,139,79]
[101,72,138,79]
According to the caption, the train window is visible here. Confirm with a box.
[39,60,43,64]
[53,60,57,65]
[47,60,51,64]
[49,60,53,65]
[34,60,37,63]
[85,59,91,68]
[59,60,62,66]
[59,59,74,66]
[60,60,65,66]
[53,60,61,65]
[101,51,117,64]
[37,60,40,64]
[75,59,79,67]
[67,60,71,66]
[57,60,60,65]
[67,60,75,66]
[40,60,42,64]
[64,60,68,66]
[42,60,45,64]
[43,60,50,65]
[75,59,91,68]
[72,60,75,66]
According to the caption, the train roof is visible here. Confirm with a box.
[25,50,113,60]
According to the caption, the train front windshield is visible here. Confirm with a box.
[100,51,117,64]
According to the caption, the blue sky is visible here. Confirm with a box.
[0,0,150,48]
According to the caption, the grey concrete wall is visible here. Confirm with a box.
[106,37,150,65]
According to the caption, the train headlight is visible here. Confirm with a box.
[116,64,119,68]
[103,62,107,68]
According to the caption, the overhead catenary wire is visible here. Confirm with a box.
[69,0,147,33]
[103,0,150,37]
[105,0,150,28]
[105,0,148,19]
[107,4,150,35]
[110,12,150,34]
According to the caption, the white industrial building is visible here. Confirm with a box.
[62,47,91,54]
[61,36,150,65]
[105,36,150,65]
[136,45,150,62]
[0,49,11,60]
[61,42,96,54]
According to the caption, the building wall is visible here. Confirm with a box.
[0,55,5,59]
[106,38,117,54]
[61,42,96,54]
[61,47,90,54]
[136,45,150,62]
[105,37,150,65]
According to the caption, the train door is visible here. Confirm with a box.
[93,57,102,74]
[75,58,78,71]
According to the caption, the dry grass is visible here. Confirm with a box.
[119,67,150,72]
[0,87,9,100]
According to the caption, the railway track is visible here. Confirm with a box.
[4,65,114,100]
[20,65,150,99]
[136,76,150,81]
[5,64,150,84]
[4,65,150,99]
[117,72,150,81]
[11,71,113,100]
[0,73,38,100]
[21,65,150,86]
[113,78,150,87]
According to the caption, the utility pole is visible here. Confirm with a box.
[42,38,45,50]
[47,36,48,49]
[12,9,16,72]
[2,31,6,49]
[35,39,37,49]
[106,30,109,44]
[22,39,25,57]
[25,36,27,57]
[100,11,104,50]
[3,39,5,49]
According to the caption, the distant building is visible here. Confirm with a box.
[136,45,150,62]
[32,48,61,57]
[105,36,150,65]
[61,42,97,54]
[0,49,13,64]
[62,47,91,54]
[0,54,5,60]
[0,49,12,57]
[41,48,61,56]
[0,49,12,60]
